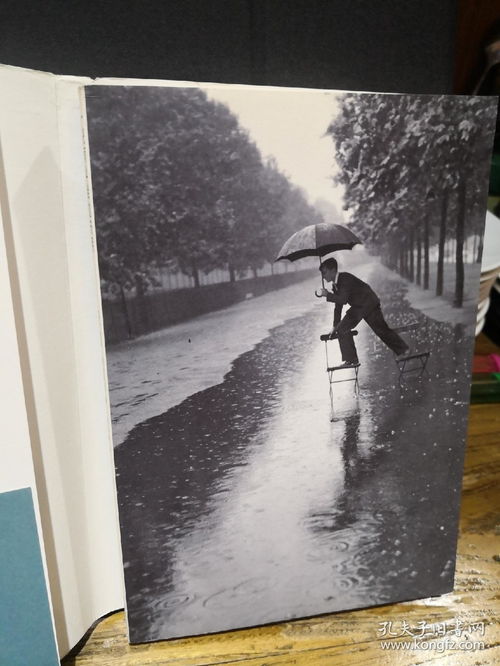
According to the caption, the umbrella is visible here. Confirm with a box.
[276,223,362,262]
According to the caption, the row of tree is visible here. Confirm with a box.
[86,86,322,298]
[327,93,496,306]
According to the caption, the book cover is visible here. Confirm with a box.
[0,488,59,666]
[84,83,496,642]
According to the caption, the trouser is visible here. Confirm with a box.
[334,304,408,362]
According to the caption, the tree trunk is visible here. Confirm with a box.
[270,261,275,275]
[454,181,466,308]
[436,191,448,296]
[383,249,390,269]
[416,230,422,285]
[252,266,258,279]
[192,262,200,288]
[134,275,150,333]
[134,275,145,298]
[228,264,236,283]
[476,233,483,264]
[409,229,415,282]
[120,285,133,339]
[423,213,430,290]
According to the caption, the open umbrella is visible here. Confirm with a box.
[276,223,362,262]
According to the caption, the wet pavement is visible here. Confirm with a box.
[113,267,474,642]
[106,275,321,446]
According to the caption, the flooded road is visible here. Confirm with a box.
[106,274,322,446]
[113,269,473,642]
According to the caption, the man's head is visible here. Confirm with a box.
[320,257,338,283]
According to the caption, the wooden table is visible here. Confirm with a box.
[63,337,500,665]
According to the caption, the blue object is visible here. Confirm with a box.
[0,487,59,666]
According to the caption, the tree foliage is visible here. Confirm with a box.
[327,93,496,305]
[86,86,320,293]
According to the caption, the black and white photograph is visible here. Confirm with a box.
[85,84,496,642]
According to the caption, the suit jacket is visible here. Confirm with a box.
[326,272,380,325]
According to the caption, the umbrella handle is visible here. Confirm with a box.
[315,270,326,297]
[315,270,327,298]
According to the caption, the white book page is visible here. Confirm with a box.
[0,163,37,495]
[0,190,58,651]
[0,64,123,656]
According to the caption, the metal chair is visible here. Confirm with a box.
[395,350,430,382]
[320,330,360,420]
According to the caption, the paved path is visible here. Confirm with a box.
[113,265,475,641]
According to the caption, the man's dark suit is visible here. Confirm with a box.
[326,272,408,363]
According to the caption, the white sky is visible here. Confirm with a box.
[205,85,346,215]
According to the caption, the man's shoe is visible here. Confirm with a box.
[339,360,359,368]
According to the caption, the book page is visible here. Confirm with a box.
[81,79,497,642]
[0,65,123,656]
[0,161,37,495]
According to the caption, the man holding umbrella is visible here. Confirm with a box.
[277,222,410,366]
[317,257,409,367]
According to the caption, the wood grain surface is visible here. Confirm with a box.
[63,336,500,665]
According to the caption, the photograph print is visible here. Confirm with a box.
[84,83,496,642]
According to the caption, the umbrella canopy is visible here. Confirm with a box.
[276,223,362,262]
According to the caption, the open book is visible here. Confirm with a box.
[0,64,496,656]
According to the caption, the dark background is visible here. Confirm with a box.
[0,0,458,93]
